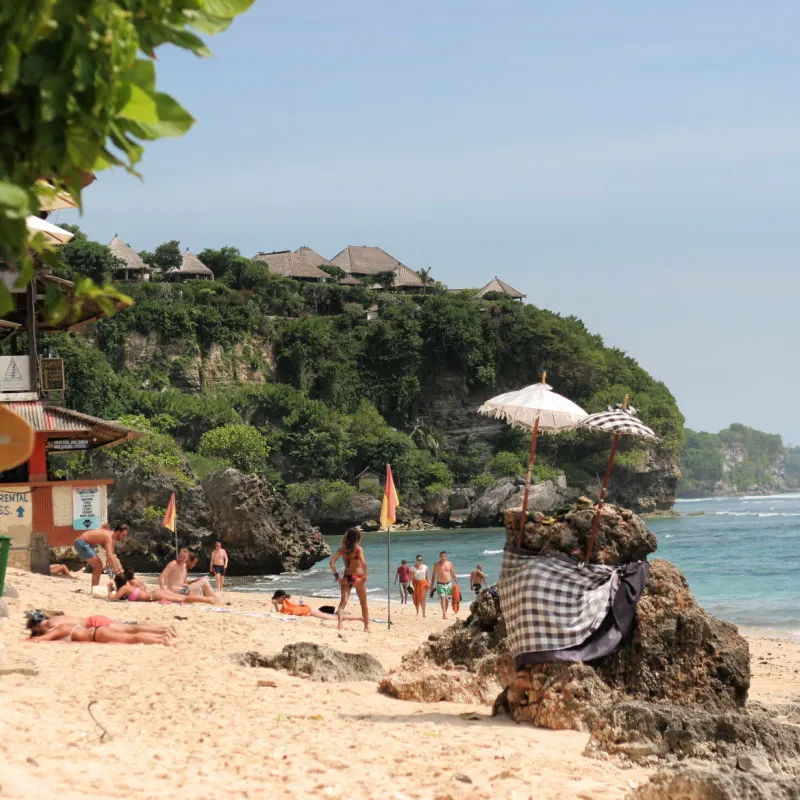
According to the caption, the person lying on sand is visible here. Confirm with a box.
[159,549,216,599]
[329,527,369,632]
[49,564,82,579]
[271,591,365,622]
[29,623,172,645]
[109,569,214,604]
[25,609,175,638]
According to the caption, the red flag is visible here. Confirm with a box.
[379,464,399,528]
[162,493,176,532]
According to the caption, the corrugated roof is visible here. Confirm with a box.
[474,277,526,299]
[4,402,139,448]
[108,235,149,272]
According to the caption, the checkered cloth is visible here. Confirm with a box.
[498,548,618,657]
[579,404,658,440]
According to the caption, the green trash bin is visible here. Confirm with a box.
[0,535,11,599]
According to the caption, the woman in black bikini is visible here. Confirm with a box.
[329,527,369,632]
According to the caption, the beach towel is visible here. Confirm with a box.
[451,584,461,613]
[497,548,617,660]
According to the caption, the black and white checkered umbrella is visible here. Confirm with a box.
[579,399,658,561]
[580,403,658,441]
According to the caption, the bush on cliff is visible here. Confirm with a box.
[198,424,269,476]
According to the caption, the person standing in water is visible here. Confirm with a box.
[470,564,488,594]
[209,540,229,593]
[394,559,411,604]
[329,527,369,632]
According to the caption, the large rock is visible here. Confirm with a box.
[301,492,382,533]
[630,765,800,800]
[203,469,329,574]
[469,478,517,526]
[235,643,384,682]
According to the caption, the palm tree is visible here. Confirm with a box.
[418,266,432,294]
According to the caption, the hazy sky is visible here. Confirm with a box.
[60,2,800,442]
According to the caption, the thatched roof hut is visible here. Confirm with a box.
[474,276,526,300]
[165,249,214,281]
[295,246,331,268]
[253,249,329,282]
[329,245,424,289]
[108,235,150,282]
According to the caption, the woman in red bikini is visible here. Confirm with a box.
[25,610,174,645]
[108,569,214,604]
[25,609,175,638]
[329,527,369,632]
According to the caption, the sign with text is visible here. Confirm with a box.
[40,358,65,393]
[0,487,32,540]
[51,438,89,452]
[0,356,32,393]
[73,486,101,530]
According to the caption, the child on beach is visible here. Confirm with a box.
[329,527,369,631]
[394,560,411,604]
[209,540,229,593]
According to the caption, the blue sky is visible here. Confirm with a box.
[60,2,800,442]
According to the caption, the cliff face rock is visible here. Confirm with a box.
[599,448,681,513]
[300,493,382,534]
[202,469,329,573]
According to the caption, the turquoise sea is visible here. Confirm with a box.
[226,493,800,632]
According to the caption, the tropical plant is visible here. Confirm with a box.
[198,424,269,475]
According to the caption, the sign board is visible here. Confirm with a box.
[0,356,32,393]
[0,487,32,544]
[51,438,89,452]
[40,358,65,393]
[73,486,101,530]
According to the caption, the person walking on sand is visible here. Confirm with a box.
[470,564,488,595]
[209,540,228,593]
[394,559,411,604]
[410,554,429,617]
[73,524,129,587]
[431,550,459,619]
[329,527,369,632]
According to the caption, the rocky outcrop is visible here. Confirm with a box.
[599,448,681,513]
[203,469,329,574]
[379,589,508,704]
[300,492,382,533]
[235,643,384,682]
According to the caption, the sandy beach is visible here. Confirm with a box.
[1,568,798,800]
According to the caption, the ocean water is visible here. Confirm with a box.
[226,494,800,631]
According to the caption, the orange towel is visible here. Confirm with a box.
[452,584,461,613]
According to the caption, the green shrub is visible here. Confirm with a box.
[471,471,495,495]
[198,424,269,475]
[141,506,166,524]
[487,451,524,477]
[424,481,451,499]
[185,452,231,479]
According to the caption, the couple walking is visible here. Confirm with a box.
[401,552,459,619]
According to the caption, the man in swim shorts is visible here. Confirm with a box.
[430,550,459,619]
[470,564,488,594]
[159,549,216,599]
[73,524,129,587]
[209,540,229,593]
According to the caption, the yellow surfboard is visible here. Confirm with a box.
[0,405,34,472]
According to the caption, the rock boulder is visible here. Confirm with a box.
[202,469,329,574]
[236,643,384,682]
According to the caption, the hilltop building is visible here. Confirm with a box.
[474,276,526,300]
[108,235,150,282]
[329,245,425,290]
[253,249,329,282]
[165,249,214,281]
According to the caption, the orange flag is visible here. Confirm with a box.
[379,464,399,529]
[162,493,176,532]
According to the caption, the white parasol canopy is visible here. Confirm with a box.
[478,380,588,431]
[25,215,74,246]
[35,181,78,212]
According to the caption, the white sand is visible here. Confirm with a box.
[1,567,797,800]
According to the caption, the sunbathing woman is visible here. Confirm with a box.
[329,527,369,632]
[271,590,365,622]
[25,609,175,638]
[108,569,214,604]
[30,623,172,645]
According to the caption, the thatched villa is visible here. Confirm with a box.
[165,249,214,282]
[253,248,329,282]
[474,276,526,300]
[108,235,150,282]
[329,245,425,290]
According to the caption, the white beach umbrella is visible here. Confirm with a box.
[35,181,78,212]
[579,396,658,561]
[25,215,74,246]
[478,373,587,546]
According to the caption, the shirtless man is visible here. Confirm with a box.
[430,550,459,619]
[159,549,215,599]
[470,564,488,594]
[209,540,229,593]
[73,524,129,587]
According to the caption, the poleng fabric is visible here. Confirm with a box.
[498,548,618,661]
[515,560,649,668]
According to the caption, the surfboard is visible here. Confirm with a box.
[0,404,34,472]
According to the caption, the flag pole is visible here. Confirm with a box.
[387,523,391,628]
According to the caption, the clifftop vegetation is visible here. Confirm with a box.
[20,232,684,506]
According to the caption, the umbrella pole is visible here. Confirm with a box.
[585,433,621,562]
[517,414,541,548]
